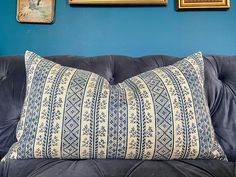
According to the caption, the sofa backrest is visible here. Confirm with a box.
[0,54,235,161]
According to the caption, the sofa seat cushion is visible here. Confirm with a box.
[0,159,235,177]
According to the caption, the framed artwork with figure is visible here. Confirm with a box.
[69,0,167,5]
[177,0,230,9]
[17,0,55,23]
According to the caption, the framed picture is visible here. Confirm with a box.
[17,0,55,23]
[177,0,230,9]
[69,0,167,5]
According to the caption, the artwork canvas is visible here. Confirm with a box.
[17,0,55,23]
[69,0,167,5]
[177,0,230,9]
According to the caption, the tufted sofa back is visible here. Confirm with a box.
[0,54,235,161]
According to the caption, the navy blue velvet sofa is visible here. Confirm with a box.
[0,54,235,177]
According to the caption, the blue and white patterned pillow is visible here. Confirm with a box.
[3,51,227,161]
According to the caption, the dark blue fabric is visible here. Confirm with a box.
[204,56,236,162]
[0,54,236,176]
[0,159,235,177]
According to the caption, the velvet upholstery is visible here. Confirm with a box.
[0,54,236,177]
[1,159,235,177]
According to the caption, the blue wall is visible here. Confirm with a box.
[0,1,236,57]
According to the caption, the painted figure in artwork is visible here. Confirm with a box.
[29,0,42,10]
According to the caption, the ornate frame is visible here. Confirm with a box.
[69,0,167,5]
[177,0,230,9]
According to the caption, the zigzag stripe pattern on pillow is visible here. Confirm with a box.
[2,51,227,160]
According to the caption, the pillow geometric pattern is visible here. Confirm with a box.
[3,51,227,160]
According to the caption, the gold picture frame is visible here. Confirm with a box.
[177,0,230,9]
[69,0,167,5]
[17,0,55,23]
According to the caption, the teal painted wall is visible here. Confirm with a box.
[0,1,236,57]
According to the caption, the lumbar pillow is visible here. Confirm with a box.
[2,51,226,161]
